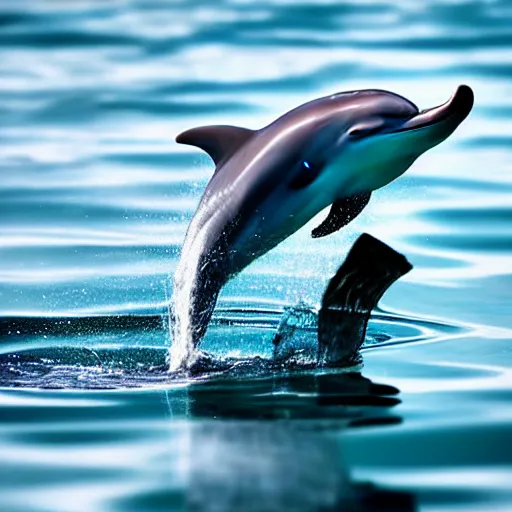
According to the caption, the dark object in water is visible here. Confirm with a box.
[317,233,412,367]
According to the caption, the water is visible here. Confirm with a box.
[0,0,511,510]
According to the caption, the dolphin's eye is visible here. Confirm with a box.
[289,160,321,189]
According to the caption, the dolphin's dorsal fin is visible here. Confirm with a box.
[176,125,255,166]
[311,192,371,238]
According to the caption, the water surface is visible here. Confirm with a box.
[0,0,511,510]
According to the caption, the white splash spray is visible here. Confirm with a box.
[169,229,207,371]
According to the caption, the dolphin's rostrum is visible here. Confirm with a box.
[170,85,474,370]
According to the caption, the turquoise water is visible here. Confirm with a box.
[1,0,511,510]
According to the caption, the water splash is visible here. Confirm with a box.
[0,308,466,390]
[169,230,207,371]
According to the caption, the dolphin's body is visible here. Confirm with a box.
[170,85,473,369]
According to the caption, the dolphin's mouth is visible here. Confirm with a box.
[394,85,474,134]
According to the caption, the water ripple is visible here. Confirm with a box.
[1,1,511,510]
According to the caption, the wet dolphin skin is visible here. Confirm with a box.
[170,85,474,369]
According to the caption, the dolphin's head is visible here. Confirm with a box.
[301,85,474,194]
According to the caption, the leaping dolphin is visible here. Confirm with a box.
[170,85,474,370]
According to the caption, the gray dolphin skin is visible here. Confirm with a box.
[170,85,473,370]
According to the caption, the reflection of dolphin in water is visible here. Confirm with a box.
[171,85,474,369]
[187,372,415,511]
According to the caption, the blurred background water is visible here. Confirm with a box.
[0,0,511,511]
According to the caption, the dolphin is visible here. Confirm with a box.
[170,85,473,370]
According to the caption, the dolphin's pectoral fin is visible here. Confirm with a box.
[311,192,371,238]
[175,125,255,166]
